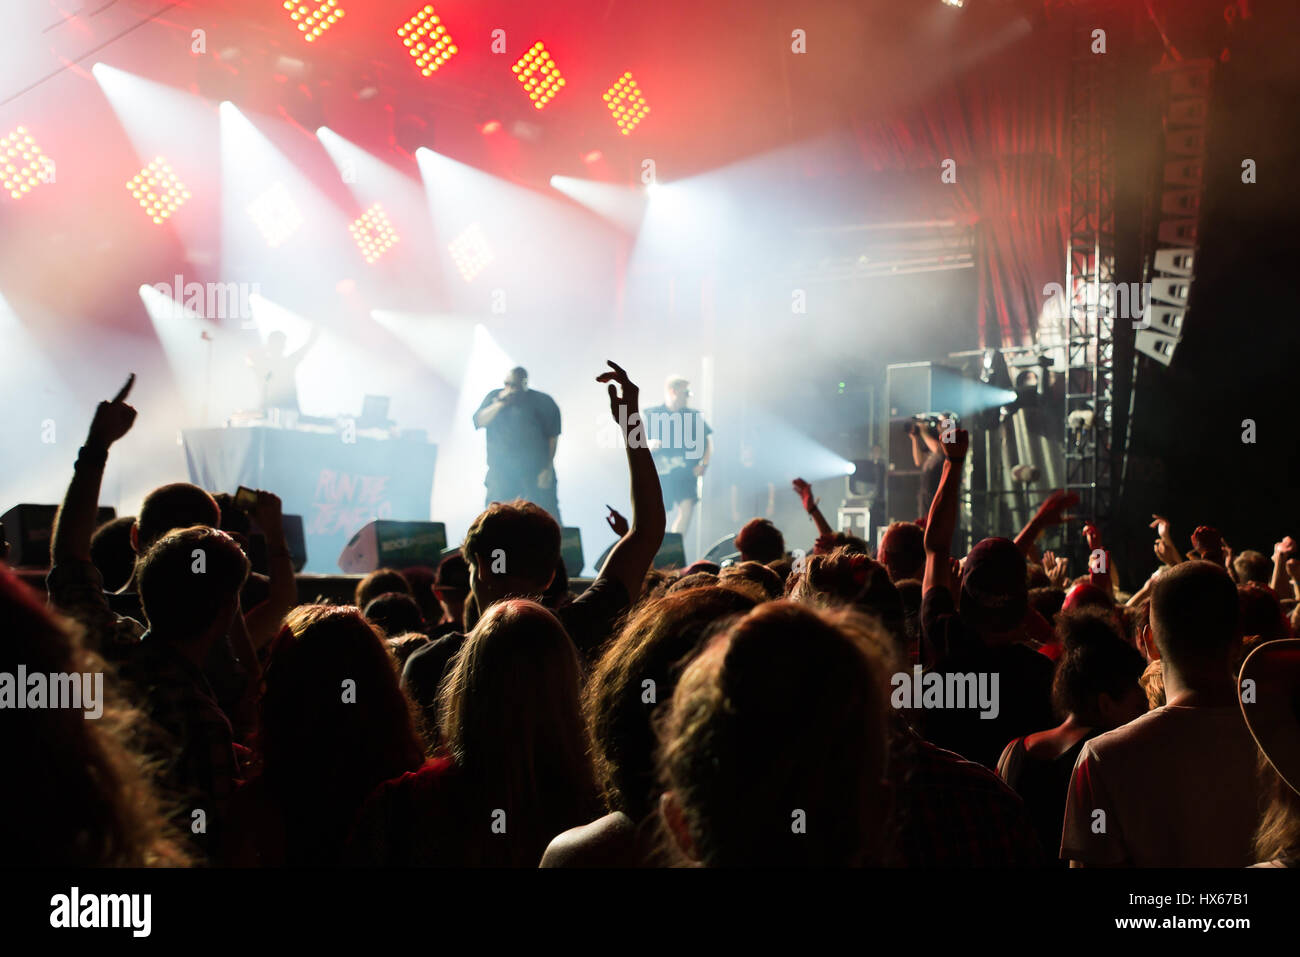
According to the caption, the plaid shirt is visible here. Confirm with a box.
[890,726,1045,867]
[47,558,238,857]
[45,559,144,662]
[121,636,241,860]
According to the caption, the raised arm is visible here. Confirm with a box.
[52,375,137,564]
[907,423,926,468]
[792,478,835,539]
[595,361,666,600]
[286,324,321,365]
[1083,522,1114,599]
[922,428,969,595]
[1014,489,1079,560]
[242,490,297,651]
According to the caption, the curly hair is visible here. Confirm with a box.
[656,601,891,867]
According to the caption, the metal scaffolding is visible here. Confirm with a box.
[1062,18,1118,555]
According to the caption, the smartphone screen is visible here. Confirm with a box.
[234,486,258,511]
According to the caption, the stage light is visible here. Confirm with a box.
[447,222,494,282]
[398,5,459,75]
[511,42,565,110]
[283,1,345,43]
[602,72,650,135]
[2,127,51,200]
[246,181,304,248]
[479,120,502,135]
[126,157,191,224]
[582,149,603,165]
[942,0,964,7]
[349,203,399,264]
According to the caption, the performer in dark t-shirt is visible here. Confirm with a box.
[473,366,562,520]
[642,375,712,536]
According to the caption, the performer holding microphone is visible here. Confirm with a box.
[473,366,562,521]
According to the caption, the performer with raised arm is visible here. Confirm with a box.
[247,326,320,418]
[473,366,562,521]
[643,375,712,536]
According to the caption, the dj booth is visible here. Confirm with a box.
[183,427,438,574]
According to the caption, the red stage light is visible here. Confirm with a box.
[447,222,493,282]
[397,5,459,76]
[349,203,399,264]
[126,157,191,225]
[2,127,52,200]
[282,1,345,44]
[511,42,566,110]
[603,72,650,135]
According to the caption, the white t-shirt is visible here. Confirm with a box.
[1060,705,1263,867]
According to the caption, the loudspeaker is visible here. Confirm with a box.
[1,504,116,568]
[560,527,584,578]
[337,520,447,573]
[654,532,687,569]
[703,534,739,564]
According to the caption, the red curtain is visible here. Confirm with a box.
[851,25,1070,348]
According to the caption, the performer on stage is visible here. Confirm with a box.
[644,375,712,536]
[473,366,562,520]
[247,326,320,417]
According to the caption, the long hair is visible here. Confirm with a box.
[1255,752,1300,865]
[786,547,906,653]
[255,604,425,864]
[657,601,891,867]
[0,568,190,866]
[437,599,600,866]
[584,585,757,821]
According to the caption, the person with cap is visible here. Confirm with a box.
[1239,637,1300,867]
[1060,560,1266,867]
[917,426,1055,769]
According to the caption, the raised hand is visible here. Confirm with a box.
[1043,550,1070,587]
[940,427,969,461]
[251,489,284,534]
[1191,525,1225,564]
[792,477,817,512]
[604,505,629,538]
[595,360,640,431]
[1035,489,1080,527]
[1083,523,1103,552]
[87,374,138,450]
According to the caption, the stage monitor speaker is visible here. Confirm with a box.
[560,527,584,578]
[337,520,447,573]
[1,504,116,568]
[654,533,687,570]
[703,533,739,565]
